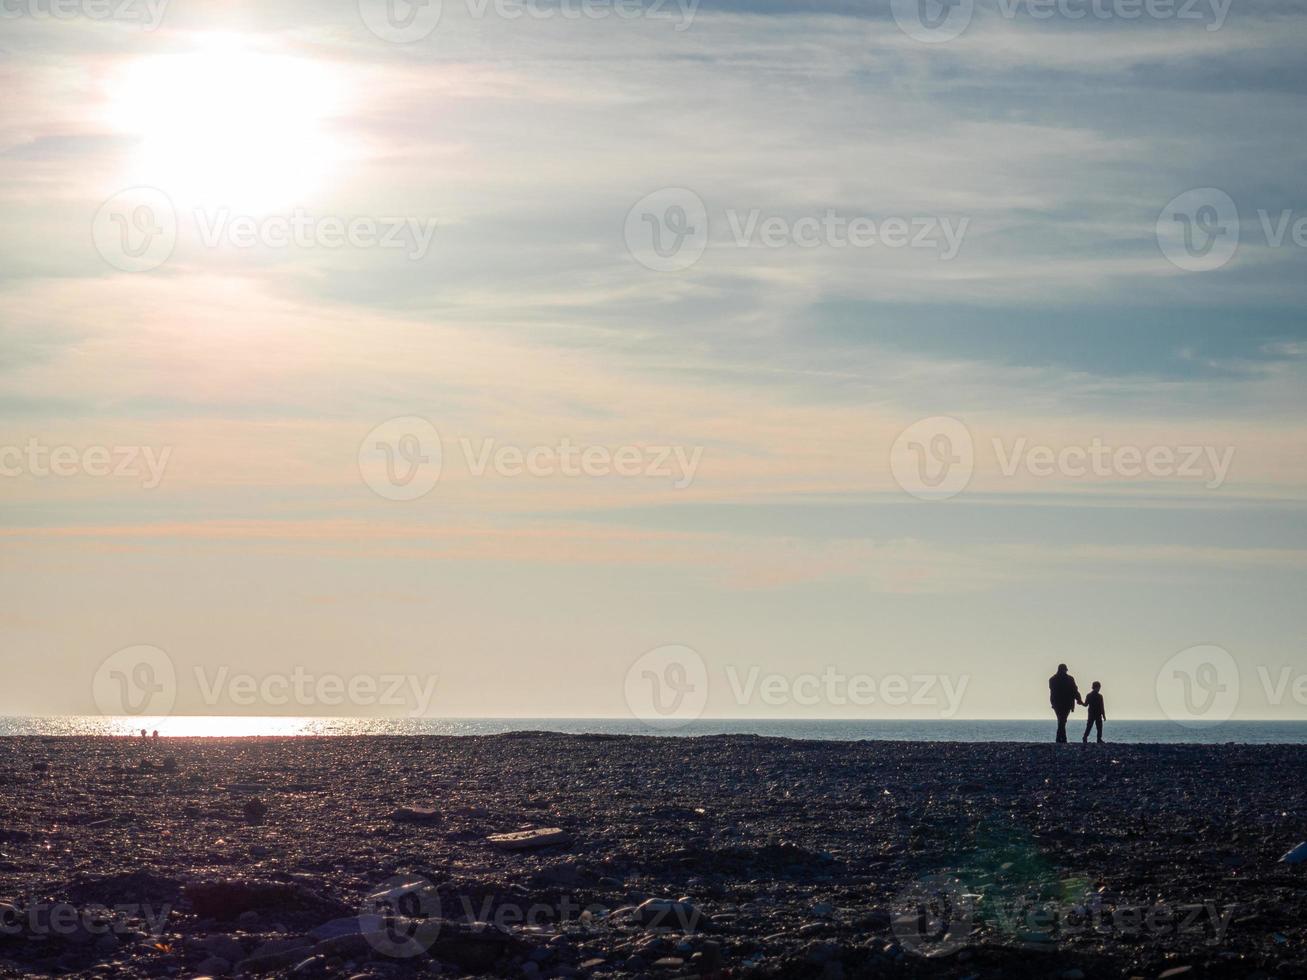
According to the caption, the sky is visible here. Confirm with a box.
[1,0,1305,725]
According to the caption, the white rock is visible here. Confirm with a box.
[1279,841,1307,864]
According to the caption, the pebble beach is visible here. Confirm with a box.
[2,734,1305,979]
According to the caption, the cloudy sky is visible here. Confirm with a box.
[2,0,1305,722]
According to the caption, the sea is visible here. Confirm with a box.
[2,716,1306,743]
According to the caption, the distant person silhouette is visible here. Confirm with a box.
[1082,682,1105,743]
[1048,663,1084,743]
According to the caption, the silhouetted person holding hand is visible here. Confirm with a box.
[1082,681,1105,743]
[1049,663,1084,743]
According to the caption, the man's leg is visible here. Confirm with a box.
[1056,710,1068,743]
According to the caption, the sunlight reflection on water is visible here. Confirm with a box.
[3,716,1307,742]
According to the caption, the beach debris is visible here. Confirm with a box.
[184,879,345,921]
[195,955,229,975]
[1278,841,1307,864]
[192,934,245,964]
[238,936,316,971]
[391,805,441,823]
[309,913,386,942]
[636,897,706,932]
[486,827,571,850]
[243,797,268,823]
[532,857,591,886]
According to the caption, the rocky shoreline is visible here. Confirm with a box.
[1,735,1304,979]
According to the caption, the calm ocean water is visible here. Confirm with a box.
[2,716,1306,743]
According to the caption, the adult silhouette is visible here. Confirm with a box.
[1048,663,1084,743]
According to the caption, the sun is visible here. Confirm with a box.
[105,34,348,213]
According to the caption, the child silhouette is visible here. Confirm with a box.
[1082,681,1106,743]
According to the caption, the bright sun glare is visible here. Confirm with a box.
[106,35,347,213]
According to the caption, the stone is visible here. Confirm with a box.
[238,936,315,971]
[1279,841,1307,864]
[243,798,268,823]
[635,898,706,932]
[392,806,441,823]
[487,827,571,851]
[309,915,386,942]
[196,955,229,975]
[185,879,344,922]
[196,935,246,963]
